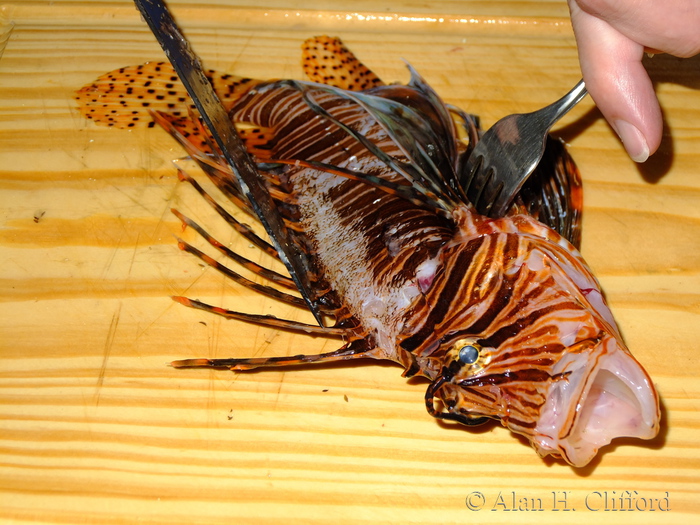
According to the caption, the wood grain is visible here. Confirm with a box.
[1,1,699,523]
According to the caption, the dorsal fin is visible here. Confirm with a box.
[75,61,260,128]
[301,36,384,91]
[509,137,583,249]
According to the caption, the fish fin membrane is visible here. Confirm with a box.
[156,113,219,155]
[510,137,583,249]
[237,127,277,161]
[302,36,385,91]
[75,61,260,129]
[153,110,276,162]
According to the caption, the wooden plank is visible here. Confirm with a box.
[1,1,699,523]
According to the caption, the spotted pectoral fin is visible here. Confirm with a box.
[152,110,276,161]
[237,126,276,161]
[302,36,384,91]
[75,61,260,128]
[152,112,220,155]
[510,137,583,249]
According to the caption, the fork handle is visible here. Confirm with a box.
[544,79,587,123]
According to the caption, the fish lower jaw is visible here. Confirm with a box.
[533,346,660,468]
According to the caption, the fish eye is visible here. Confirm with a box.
[457,343,480,364]
[444,337,486,368]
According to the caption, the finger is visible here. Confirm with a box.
[574,0,700,57]
[569,3,663,161]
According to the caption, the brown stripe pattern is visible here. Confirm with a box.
[137,41,658,467]
[231,82,456,341]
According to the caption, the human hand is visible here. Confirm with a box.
[568,0,700,162]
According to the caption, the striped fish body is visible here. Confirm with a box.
[230,82,456,357]
[76,37,660,467]
[214,78,659,467]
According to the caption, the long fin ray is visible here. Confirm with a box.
[285,80,457,211]
[171,339,375,370]
[176,240,308,308]
[267,158,448,215]
[171,296,345,336]
[174,169,280,259]
[172,209,295,288]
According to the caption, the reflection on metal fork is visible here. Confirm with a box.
[460,79,587,218]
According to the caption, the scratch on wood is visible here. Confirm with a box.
[0,21,14,60]
[95,302,122,406]
[273,371,286,411]
[127,232,140,278]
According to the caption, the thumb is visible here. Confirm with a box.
[569,4,663,162]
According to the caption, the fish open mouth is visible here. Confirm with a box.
[535,342,660,467]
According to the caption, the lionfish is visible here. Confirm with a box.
[76,36,660,467]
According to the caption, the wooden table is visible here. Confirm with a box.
[1,1,699,523]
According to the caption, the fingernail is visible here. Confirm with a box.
[613,120,649,163]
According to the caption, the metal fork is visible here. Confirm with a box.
[460,79,588,218]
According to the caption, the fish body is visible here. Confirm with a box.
[76,36,660,467]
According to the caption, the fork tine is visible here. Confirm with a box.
[459,79,587,219]
[466,164,493,210]
[480,180,504,216]
[459,153,481,195]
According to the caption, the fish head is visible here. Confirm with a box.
[420,229,660,467]
[428,329,660,467]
